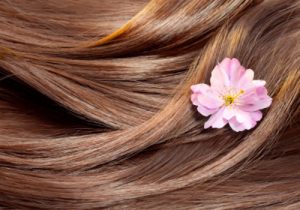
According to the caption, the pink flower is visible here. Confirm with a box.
[191,58,272,132]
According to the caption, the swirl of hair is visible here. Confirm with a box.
[0,0,299,209]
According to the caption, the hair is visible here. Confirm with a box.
[0,0,299,209]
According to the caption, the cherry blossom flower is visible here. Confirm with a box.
[191,58,272,132]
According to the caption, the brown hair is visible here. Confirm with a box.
[0,0,299,209]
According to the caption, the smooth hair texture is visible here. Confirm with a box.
[0,0,299,209]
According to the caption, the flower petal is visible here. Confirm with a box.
[196,105,218,117]
[204,107,227,129]
[238,69,254,89]
[229,117,246,132]
[245,119,257,130]
[250,111,263,121]
[229,58,245,86]
[229,116,256,131]
[191,84,210,94]
[252,80,266,87]
[238,85,272,112]
[223,107,236,120]
[240,81,267,100]
[191,93,200,106]
[235,110,253,129]
[191,83,223,109]
[210,58,231,90]
[239,90,272,111]
[219,57,231,75]
[240,97,272,112]
[196,94,223,109]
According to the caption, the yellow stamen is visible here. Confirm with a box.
[223,90,245,106]
[224,96,235,106]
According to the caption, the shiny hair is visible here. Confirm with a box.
[0,0,299,209]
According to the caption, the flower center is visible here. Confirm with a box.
[224,96,235,106]
[223,90,245,106]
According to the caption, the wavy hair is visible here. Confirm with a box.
[0,0,299,209]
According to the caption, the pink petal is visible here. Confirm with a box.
[240,80,266,94]
[191,93,199,106]
[191,84,223,109]
[239,88,272,111]
[229,117,257,132]
[223,107,236,120]
[196,105,218,117]
[256,86,268,97]
[250,111,263,121]
[229,58,241,75]
[244,119,256,130]
[240,97,272,112]
[219,58,231,76]
[253,80,266,87]
[235,110,250,123]
[191,84,210,94]
[238,86,272,111]
[235,110,253,129]
[196,94,223,109]
[204,107,227,129]
[210,68,226,91]
[239,88,257,101]
[238,91,262,105]
[210,58,231,90]
[227,110,262,132]
[229,117,247,132]
[238,69,254,89]
[229,58,245,86]
[238,93,256,104]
